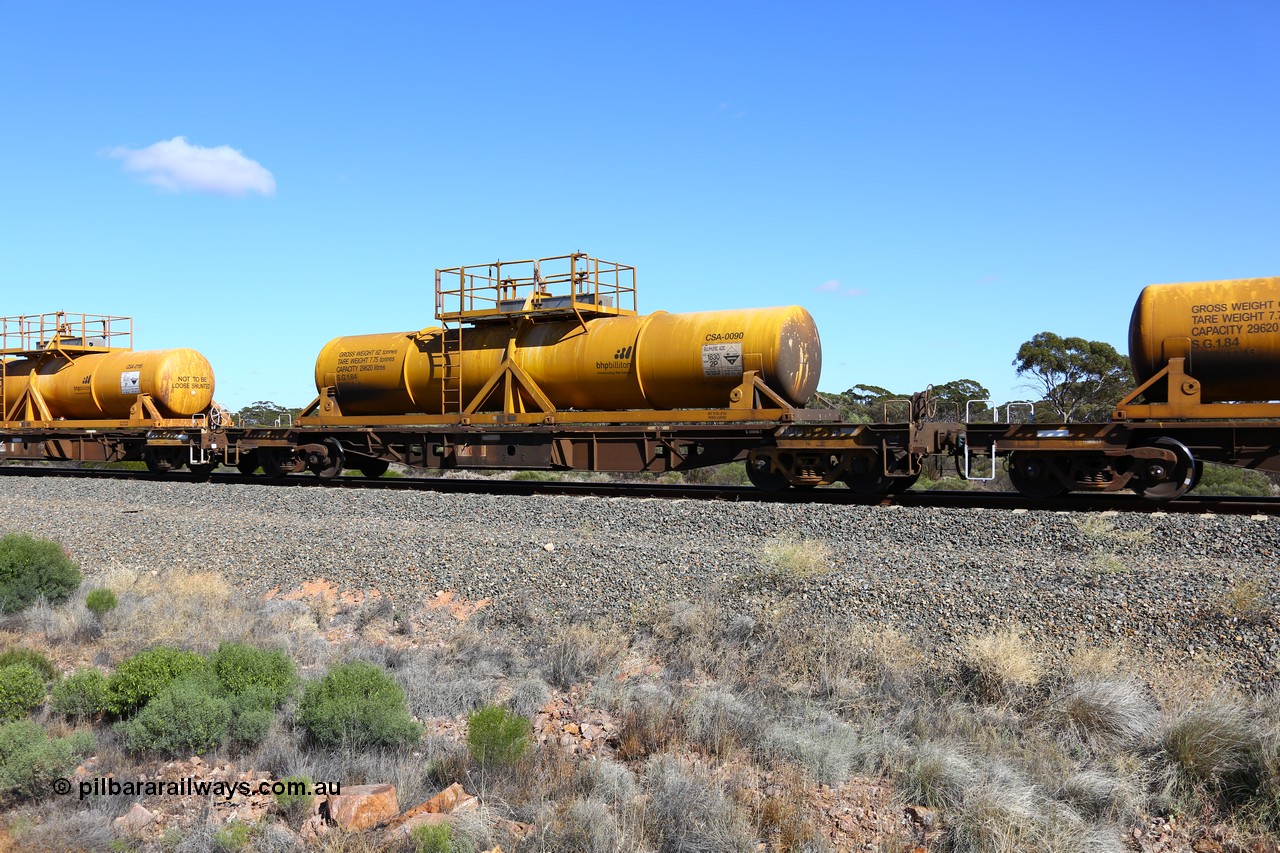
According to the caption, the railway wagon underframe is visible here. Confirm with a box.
[223,413,928,493]
[0,423,222,474]
[962,421,1280,502]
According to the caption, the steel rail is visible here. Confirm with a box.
[1,464,1277,515]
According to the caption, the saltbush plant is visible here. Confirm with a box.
[0,534,82,613]
[50,668,110,718]
[210,642,296,706]
[1192,463,1274,497]
[466,704,532,768]
[298,661,421,748]
[0,649,57,684]
[274,774,315,826]
[411,822,455,853]
[118,674,232,754]
[84,587,118,617]
[107,646,209,715]
[0,720,94,799]
[213,820,251,852]
[0,664,46,722]
[228,702,274,746]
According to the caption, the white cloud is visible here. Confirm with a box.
[107,136,276,197]
[815,279,867,297]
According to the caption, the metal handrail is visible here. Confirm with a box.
[435,253,638,321]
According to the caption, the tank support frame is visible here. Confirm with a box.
[1114,357,1280,420]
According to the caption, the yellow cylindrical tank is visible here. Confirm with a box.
[1,348,215,419]
[1129,277,1280,402]
[314,306,821,415]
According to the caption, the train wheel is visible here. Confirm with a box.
[843,454,893,495]
[745,456,790,492]
[1132,437,1196,502]
[235,451,260,476]
[142,447,180,475]
[356,459,390,479]
[310,438,345,481]
[1007,452,1067,498]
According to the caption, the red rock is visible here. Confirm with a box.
[904,804,937,828]
[300,813,327,841]
[387,783,478,828]
[491,818,535,839]
[387,812,452,838]
[327,784,399,831]
[114,803,156,834]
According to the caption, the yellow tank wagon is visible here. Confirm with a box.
[0,312,221,473]
[1127,276,1280,407]
[307,253,821,423]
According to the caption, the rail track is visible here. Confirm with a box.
[2,464,1276,515]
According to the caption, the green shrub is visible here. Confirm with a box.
[210,642,296,706]
[213,820,251,851]
[117,675,230,754]
[0,649,57,683]
[298,661,421,748]
[466,704,531,768]
[0,664,45,721]
[50,668,110,718]
[274,774,315,825]
[0,720,94,798]
[84,587,118,617]
[1193,463,1275,497]
[511,469,561,481]
[411,822,454,853]
[229,707,273,746]
[0,534,82,613]
[107,646,209,715]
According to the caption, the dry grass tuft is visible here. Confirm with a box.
[760,711,864,786]
[103,569,251,654]
[1157,699,1263,812]
[752,763,820,851]
[682,687,762,759]
[642,754,756,852]
[759,534,834,582]
[1075,516,1151,548]
[615,685,683,761]
[900,743,979,812]
[956,624,1042,703]
[1052,677,1156,751]
[1059,769,1144,824]
[546,622,628,689]
[1065,642,1126,680]
[1220,575,1270,625]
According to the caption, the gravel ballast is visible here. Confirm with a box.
[1,476,1276,687]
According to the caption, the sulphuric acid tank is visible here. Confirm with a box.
[314,306,821,415]
[1,348,215,419]
[1129,276,1280,401]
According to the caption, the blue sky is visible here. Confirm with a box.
[3,2,1277,411]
